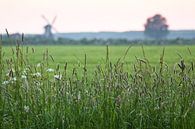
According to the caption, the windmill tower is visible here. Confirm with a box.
[44,24,52,38]
[42,15,58,38]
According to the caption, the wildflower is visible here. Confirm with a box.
[22,70,27,75]
[21,75,27,79]
[12,77,17,81]
[46,68,54,72]
[54,74,62,80]
[37,63,41,67]
[33,72,41,77]
[78,92,81,100]
[10,77,17,84]
[24,105,30,113]
[34,81,41,86]
[24,67,30,72]
[2,81,9,85]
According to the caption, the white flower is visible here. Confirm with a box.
[37,63,41,67]
[12,77,17,81]
[21,75,27,79]
[46,68,54,72]
[22,70,27,75]
[78,92,81,100]
[2,81,9,85]
[54,74,62,80]
[24,67,30,72]
[33,72,41,77]
[24,105,30,113]
[9,77,17,84]
[34,81,41,86]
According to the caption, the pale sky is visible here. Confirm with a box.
[0,0,195,34]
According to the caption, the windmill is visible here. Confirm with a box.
[41,15,58,38]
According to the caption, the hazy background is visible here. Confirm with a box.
[0,0,195,34]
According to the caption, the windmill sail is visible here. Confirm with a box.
[42,15,58,38]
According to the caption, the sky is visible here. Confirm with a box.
[0,0,195,34]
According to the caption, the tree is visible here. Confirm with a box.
[144,14,169,39]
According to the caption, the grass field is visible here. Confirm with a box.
[3,45,195,69]
[0,44,195,129]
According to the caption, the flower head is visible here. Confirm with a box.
[46,68,54,72]
[33,72,41,78]
[54,74,62,80]
[24,105,30,113]
[36,63,41,67]
[21,75,27,79]
[2,81,9,85]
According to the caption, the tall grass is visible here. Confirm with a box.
[0,38,195,129]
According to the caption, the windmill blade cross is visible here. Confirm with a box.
[51,16,57,26]
[41,15,50,24]
[52,26,59,33]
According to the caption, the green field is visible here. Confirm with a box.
[0,45,195,129]
[3,45,195,69]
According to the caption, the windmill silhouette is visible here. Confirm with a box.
[41,15,58,38]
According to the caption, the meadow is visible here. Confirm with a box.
[0,44,195,129]
[2,45,195,69]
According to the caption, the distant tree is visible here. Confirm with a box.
[144,14,169,39]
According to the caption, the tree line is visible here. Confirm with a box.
[1,36,195,45]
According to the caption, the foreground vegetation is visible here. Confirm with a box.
[0,42,195,128]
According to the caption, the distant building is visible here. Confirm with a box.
[44,24,53,38]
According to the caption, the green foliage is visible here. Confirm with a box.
[0,42,195,128]
[144,14,169,39]
[2,35,195,45]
